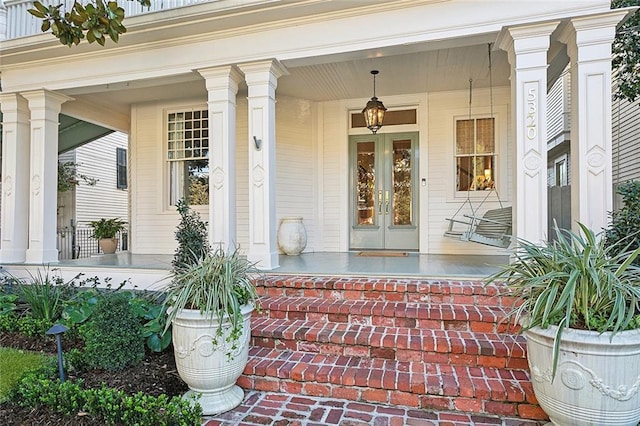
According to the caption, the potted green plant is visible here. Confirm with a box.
[162,201,260,415]
[487,222,640,426]
[89,218,127,254]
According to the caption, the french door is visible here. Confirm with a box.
[349,132,419,250]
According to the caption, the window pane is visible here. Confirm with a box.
[356,142,376,226]
[170,159,209,206]
[456,156,474,191]
[392,139,412,225]
[474,156,495,190]
[477,118,495,153]
[456,120,474,154]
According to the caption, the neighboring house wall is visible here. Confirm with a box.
[57,132,129,229]
[612,92,640,211]
[547,69,571,187]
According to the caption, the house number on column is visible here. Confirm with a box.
[525,84,537,141]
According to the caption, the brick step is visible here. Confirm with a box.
[239,347,544,421]
[255,275,516,307]
[250,318,528,369]
[256,296,515,333]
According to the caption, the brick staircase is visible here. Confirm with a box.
[239,275,547,422]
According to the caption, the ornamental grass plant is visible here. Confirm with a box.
[486,222,640,376]
[163,246,260,351]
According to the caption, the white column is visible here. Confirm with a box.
[498,22,559,244]
[238,60,288,270]
[0,93,30,263]
[558,11,628,233]
[22,90,73,264]
[198,66,243,251]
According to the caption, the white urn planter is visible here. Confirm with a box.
[277,217,307,255]
[171,304,254,415]
[525,326,640,426]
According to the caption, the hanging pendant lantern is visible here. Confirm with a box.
[362,70,387,134]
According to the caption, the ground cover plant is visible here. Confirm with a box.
[0,348,50,402]
[0,271,197,425]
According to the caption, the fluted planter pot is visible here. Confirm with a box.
[526,326,640,426]
[98,238,118,254]
[171,304,254,415]
[277,217,307,255]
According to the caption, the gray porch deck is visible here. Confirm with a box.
[52,251,509,279]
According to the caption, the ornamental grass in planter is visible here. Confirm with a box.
[162,201,261,415]
[162,247,260,415]
[487,222,640,426]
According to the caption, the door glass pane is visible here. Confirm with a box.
[392,139,412,225]
[356,142,376,226]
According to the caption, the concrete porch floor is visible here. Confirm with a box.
[51,251,509,278]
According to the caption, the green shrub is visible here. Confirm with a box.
[606,180,640,264]
[13,269,71,324]
[82,293,145,371]
[172,199,210,274]
[12,368,202,425]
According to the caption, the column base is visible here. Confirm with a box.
[25,248,59,264]
[248,250,279,270]
[0,248,27,264]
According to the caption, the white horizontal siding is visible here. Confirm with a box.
[74,133,129,226]
[612,93,640,184]
[426,87,512,255]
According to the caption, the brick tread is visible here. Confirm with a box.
[256,275,515,306]
[251,317,527,366]
[242,347,534,405]
[257,296,513,331]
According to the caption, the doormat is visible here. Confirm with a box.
[357,251,409,257]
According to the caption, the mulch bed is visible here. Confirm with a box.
[0,331,188,425]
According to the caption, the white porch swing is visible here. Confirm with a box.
[444,44,512,248]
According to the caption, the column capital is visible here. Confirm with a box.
[238,59,289,87]
[21,89,74,109]
[197,65,244,92]
[497,21,560,55]
[557,10,629,62]
[0,92,28,115]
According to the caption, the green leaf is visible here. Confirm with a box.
[28,9,47,19]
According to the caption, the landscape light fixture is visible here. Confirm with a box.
[362,70,387,134]
[46,323,69,383]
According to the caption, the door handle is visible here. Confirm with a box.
[378,190,383,215]
[384,190,390,214]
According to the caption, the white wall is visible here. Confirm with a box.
[426,87,512,255]
[130,95,317,255]
[130,87,512,256]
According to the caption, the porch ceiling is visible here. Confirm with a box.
[64,42,512,114]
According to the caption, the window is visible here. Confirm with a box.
[167,109,209,205]
[455,117,495,192]
[116,148,127,189]
[555,157,568,186]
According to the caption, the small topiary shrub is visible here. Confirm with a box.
[605,180,640,264]
[172,199,210,274]
[82,293,145,371]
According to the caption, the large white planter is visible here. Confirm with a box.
[277,217,307,255]
[525,326,640,426]
[171,304,253,415]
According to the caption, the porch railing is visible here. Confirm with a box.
[57,226,128,260]
[2,0,219,40]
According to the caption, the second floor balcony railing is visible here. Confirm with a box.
[2,0,216,40]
